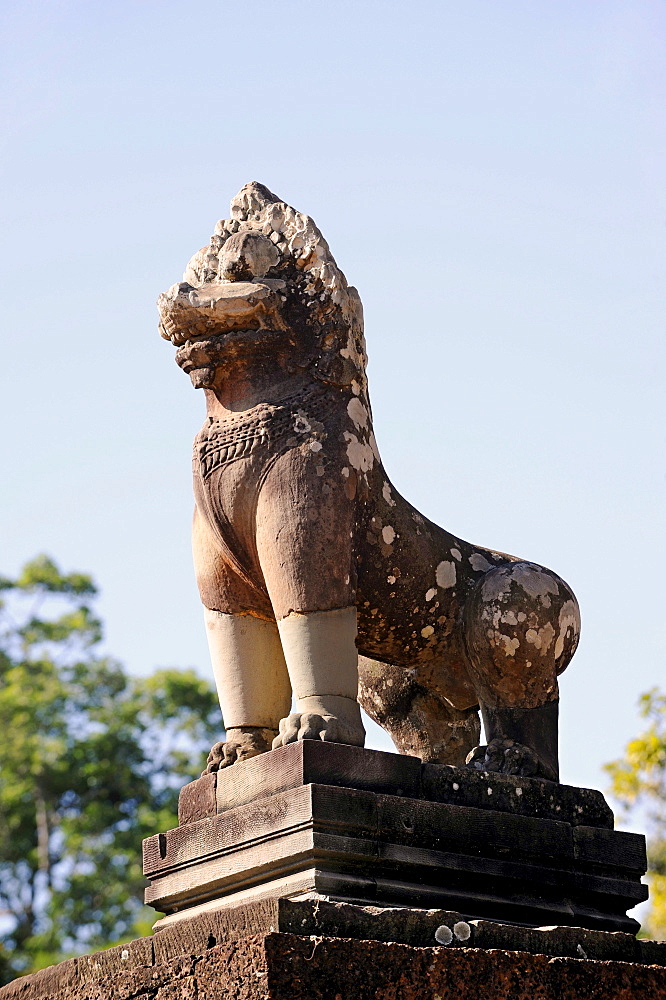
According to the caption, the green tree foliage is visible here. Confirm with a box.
[0,556,221,983]
[605,688,666,940]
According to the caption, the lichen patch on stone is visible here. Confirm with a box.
[469,552,493,573]
[554,598,580,659]
[498,634,520,656]
[382,482,396,507]
[293,414,312,434]
[512,564,560,600]
[343,431,375,472]
[525,622,555,653]
[347,396,369,429]
[436,560,456,589]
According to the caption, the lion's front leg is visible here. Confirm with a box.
[202,609,293,770]
[193,505,292,770]
[256,447,366,750]
[273,607,365,749]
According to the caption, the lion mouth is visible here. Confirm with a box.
[175,328,287,367]
[158,278,287,347]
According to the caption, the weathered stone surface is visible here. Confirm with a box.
[178,741,614,828]
[178,770,216,825]
[260,933,666,1000]
[259,934,666,1000]
[212,740,422,816]
[2,920,666,1000]
[160,181,583,782]
[642,938,666,965]
[76,935,154,981]
[152,898,280,965]
[0,958,79,1000]
[421,756,614,828]
[196,896,664,965]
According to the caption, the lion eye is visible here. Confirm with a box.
[219,232,279,281]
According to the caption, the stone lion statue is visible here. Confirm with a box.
[158,182,580,782]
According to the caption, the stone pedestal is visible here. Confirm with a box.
[142,742,647,933]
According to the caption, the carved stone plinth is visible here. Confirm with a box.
[142,743,647,934]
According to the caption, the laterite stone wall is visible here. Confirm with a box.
[2,930,666,1000]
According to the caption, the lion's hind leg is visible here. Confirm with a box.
[462,561,580,781]
[358,656,480,766]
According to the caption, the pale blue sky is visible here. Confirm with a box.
[1,1,664,813]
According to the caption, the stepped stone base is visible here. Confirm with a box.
[1,899,665,1000]
[143,742,648,933]
[5,744,656,998]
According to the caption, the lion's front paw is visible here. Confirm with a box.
[202,726,276,774]
[465,738,555,781]
[272,711,365,749]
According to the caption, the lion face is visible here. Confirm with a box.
[157,182,367,392]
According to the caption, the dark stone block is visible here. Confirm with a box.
[375,793,574,863]
[640,938,666,966]
[257,933,666,1000]
[179,771,216,826]
[572,823,647,873]
[213,740,423,815]
[421,759,614,828]
[178,742,617,830]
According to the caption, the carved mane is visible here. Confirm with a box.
[179,182,367,390]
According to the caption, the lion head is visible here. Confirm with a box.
[158,182,366,392]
